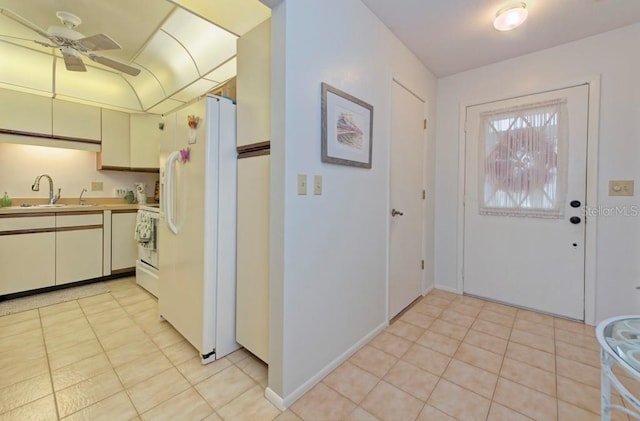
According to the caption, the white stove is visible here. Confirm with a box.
[135,205,159,296]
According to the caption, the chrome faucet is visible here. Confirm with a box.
[32,174,61,205]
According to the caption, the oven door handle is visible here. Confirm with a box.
[164,151,180,235]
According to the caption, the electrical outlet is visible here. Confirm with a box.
[113,187,127,197]
[91,181,103,191]
[609,180,634,196]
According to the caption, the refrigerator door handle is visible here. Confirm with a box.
[165,151,180,235]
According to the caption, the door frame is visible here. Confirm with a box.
[386,77,429,322]
[455,76,601,325]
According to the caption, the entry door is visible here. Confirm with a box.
[463,85,588,320]
[389,81,425,319]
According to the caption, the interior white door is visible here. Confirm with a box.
[463,85,589,320]
[389,81,425,319]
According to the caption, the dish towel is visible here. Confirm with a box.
[135,211,152,243]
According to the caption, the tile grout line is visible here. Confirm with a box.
[38,306,61,421]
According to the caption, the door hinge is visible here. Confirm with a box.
[423,119,427,130]
[421,260,425,270]
[422,190,426,200]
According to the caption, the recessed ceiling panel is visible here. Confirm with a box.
[123,69,167,111]
[171,78,219,102]
[0,0,175,63]
[203,58,236,84]
[147,98,185,115]
[0,12,54,55]
[163,8,237,75]
[168,0,270,36]
[0,1,241,112]
[0,42,52,93]
[55,60,141,110]
[134,30,199,97]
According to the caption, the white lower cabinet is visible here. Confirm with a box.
[55,213,103,285]
[0,215,56,295]
[111,211,137,272]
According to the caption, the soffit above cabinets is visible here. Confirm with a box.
[0,0,270,114]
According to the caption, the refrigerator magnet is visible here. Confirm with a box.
[188,115,200,144]
[180,147,191,163]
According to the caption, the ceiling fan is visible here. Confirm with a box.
[0,8,140,76]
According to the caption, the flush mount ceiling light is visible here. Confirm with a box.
[493,2,528,31]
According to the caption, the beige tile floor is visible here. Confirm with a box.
[0,278,636,420]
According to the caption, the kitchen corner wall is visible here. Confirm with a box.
[0,143,158,201]
[268,0,437,406]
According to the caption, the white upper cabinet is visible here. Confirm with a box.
[100,109,131,168]
[130,113,160,169]
[0,88,52,135]
[236,19,270,147]
[53,99,101,141]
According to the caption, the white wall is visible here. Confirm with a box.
[0,143,158,202]
[435,23,640,322]
[268,0,436,405]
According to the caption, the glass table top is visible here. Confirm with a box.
[603,318,640,373]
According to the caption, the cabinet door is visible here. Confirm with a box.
[0,88,52,135]
[237,19,270,147]
[111,211,137,271]
[235,155,270,363]
[0,232,55,295]
[130,113,160,169]
[56,213,103,285]
[100,109,130,168]
[53,99,101,141]
[56,228,103,285]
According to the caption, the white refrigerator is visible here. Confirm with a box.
[159,95,239,363]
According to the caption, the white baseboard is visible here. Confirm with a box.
[434,283,458,294]
[422,284,435,296]
[265,322,387,410]
[264,387,286,411]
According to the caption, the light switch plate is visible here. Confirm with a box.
[297,174,307,195]
[313,175,322,195]
[609,180,634,196]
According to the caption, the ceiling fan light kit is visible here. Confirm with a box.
[493,2,528,31]
[0,8,140,76]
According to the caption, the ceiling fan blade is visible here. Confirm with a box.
[76,33,121,51]
[62,50,87,72]
[88,54,140,76]
[0,8,51,40]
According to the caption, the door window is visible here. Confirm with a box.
[478,99,568,218]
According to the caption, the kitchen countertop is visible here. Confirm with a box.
[0,203,159,215]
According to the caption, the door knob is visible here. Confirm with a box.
[391,208,404,217]
[570,216,581,224]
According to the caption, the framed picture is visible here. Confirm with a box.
[321,82,373,168]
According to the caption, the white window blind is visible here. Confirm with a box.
[478,98,568,218]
